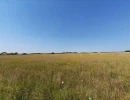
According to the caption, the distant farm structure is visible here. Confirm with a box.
[0,52,18,55]
[1,52,7,55]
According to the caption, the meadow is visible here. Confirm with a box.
[0,53,130,100]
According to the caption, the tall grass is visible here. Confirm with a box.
[0,54,130,100]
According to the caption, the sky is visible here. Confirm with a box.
[0,0,130,53]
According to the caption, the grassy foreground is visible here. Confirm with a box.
[0,53,130,100]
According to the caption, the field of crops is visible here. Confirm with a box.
[0,53,130,100]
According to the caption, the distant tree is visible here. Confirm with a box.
[125,50,130,52]
[14,52,18,55]
[22,53,27,55]
[93,52,98,53]
[51,52,55,54]
[10,53,14,55]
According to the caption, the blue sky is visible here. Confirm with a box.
[0,0,130,53]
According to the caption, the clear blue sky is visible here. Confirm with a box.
[0,0,130,53]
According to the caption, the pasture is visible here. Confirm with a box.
[0,53,130,100]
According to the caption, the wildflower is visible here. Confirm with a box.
[86,95,92,100]
[62,81,64,84]
[89,97,92,100]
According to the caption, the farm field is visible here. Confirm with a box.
[0,53,130,100]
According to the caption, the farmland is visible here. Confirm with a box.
[0,53,130,100]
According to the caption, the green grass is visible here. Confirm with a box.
[0,54,130,100]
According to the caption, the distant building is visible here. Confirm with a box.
[1,52,7,55]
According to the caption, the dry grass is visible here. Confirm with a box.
[0,53,130,100]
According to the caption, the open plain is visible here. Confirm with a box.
[0,53,130,100]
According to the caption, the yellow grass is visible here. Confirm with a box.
[0,53,130,100]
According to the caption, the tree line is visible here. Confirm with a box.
[0,50,130,55]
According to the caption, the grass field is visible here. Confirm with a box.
[0,53,130,100]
